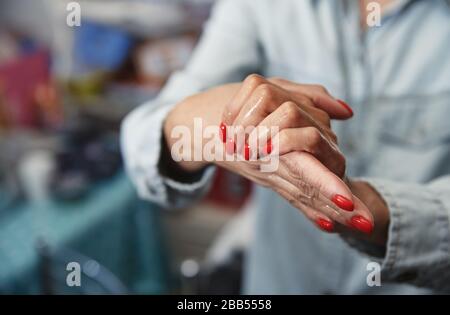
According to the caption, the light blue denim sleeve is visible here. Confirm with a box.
[120,0,261,209]
[346,177,450,292]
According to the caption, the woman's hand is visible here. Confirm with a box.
[217,75,374,234]
[164,74,377,236]
[220,75,352,177]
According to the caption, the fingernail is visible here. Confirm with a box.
[316,218,334,232]
[349,215,373,234]
[332,194,354,211]
[337,100,354,116]
[244,143,251,161]
[264,139,272,155]
[219,122,227,143]
[226,138,236,155]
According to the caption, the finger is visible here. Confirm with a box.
[272,175,337,233]
[230,83,289,155]
[325,195,374,235]
[246,102,307,156]
[294,99,332,128]
[276,157,368,231]
[247,102,335,158]
[275,170,374,234]
[269,78,353,120]
[222,74,267,126]
[262,91,332,128]
[232,82,288,128]
[276,152,373,233]
[272,127,345,177]
[273,179,336,233]
[278,151,355,212]
[344,195,374,235]
[223,83,288,156]
[309,193,373,234]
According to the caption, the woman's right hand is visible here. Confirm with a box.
[164,75,374,234]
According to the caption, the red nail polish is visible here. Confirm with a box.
[332,194,354,211]
[219,122,227,143]
[226,138,236,155]
[244,143,251,161]
[316,218,334,232]
[349,215,373,234]
[337,100,354,116]
[264,139,272,155]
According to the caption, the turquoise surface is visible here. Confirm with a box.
[0,171,169,294]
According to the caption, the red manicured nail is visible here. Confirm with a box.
[332,194,354,211]
[264,139,272,155]
[219,122,227,143]
[316,218,334,232]
[244,143,251,161]
[337,100,354,116]
[349,215,373,234]
[226,138,236,155]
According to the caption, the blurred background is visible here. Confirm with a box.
[0,0,253,294]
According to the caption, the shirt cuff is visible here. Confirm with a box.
[347,178,450,289]
[121,100,216,209]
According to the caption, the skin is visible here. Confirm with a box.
[162,0,394,246]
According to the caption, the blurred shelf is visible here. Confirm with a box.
[75,0,214,38]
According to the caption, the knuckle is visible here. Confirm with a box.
[269,76,283,82]
[269,76,287,85]
[313,180,324,196]
[281,101,299,118]
[296,95,314,107]
[293,191,304,204]
[244,74,265,89]
[312,84,328,94]
[305,127,323,151]
[307,126,322,142]
[290,108,305,125]
[256,83,275,100]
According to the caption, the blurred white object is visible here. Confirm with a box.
[181,258,200,278]
[18,149,56,202]
[136,36,195,82]
[205,199,255,265]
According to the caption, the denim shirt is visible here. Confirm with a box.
[121,0,450,293]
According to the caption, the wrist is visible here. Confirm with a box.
[162,83,241,174]
[163,103,210,173]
